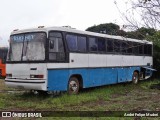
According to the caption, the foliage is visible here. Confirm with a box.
[147,31,160,77]
[86,23,126,36]
[86,23,156,39]
[126,27,156,39]
[114,0,160,30]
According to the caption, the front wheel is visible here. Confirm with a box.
[132,72,139,84]
[68,77,80,95]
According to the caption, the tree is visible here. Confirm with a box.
[146,31,160,77]
[114,0,160,30]
[126,27,156,39]
[86,23,126,36]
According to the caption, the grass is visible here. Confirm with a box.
[0,79,160,119]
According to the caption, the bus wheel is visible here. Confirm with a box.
[68,77,80,95]
[132,72,139,84]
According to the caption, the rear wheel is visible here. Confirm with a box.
[132,72,139,84]
[68,77,80,95]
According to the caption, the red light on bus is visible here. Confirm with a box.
[30,74,44,78]
[6,74,12,78]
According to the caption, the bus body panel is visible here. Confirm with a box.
[121,56,134,66]
[117,67,140,83]
[5,63,47,90]
[5,80,46,90]
[47,68,88,91]
[69,53,152,68]
[69,54,88,68]
[144,56,153,65]
[89,54,106,67]
[47,66,143,91]
[47,69,69,91]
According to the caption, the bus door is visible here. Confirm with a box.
[47,31,68,91]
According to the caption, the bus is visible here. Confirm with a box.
[5,26,154,94]
[0,47,8,78]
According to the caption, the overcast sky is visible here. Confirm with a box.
[0,0,128,47]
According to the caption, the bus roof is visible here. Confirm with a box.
[11,26,152,44]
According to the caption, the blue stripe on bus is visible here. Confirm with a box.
[47,67,141,91]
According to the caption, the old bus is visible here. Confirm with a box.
[5,26,154,94]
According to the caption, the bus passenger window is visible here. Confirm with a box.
[114,40,121,53]
[77,36,86,52]
[127,42,133,54]
[133,42,139,55]
[144,44,148,55]
[144,44,152,56]
[66,35,77,51]
[66,34,87,52]
[98,38,106,52]
[107,39,114,52]
[148,44,152,56]
[89,37,97,52]
[121,41,127,53]
[139,44,143,55]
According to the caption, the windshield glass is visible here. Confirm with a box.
[7,32,46,61]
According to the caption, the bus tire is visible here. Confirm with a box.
[68,77,80,95]
[132,72,139,84]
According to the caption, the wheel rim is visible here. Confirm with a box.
[133,73,138,83]
[69,80,78,92]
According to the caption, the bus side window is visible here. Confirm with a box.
[121,41,127,54]
[148,44,152,56]
[49,32,65,61]
[139,44,144,55]
[66,34,77,51]
[114,39,121,53]
[107,39,114,52]
[89,37,98,52]
[144,44,152,56]
[144,44,148,55]
[66,34,87,52]
[97,38,106,52]
[77,36,87,52]
[133,42,139,55]
[127,41,133,54]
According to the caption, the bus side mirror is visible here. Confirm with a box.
[50,40,54,49]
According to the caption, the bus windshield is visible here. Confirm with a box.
[8,32,46,62]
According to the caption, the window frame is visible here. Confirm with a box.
[65,32,88,53]
[113,39,122,54]
[48,31,67,62]
[106,38,114,54]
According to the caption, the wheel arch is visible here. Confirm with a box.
[133,70,139,75]
[69,74,83,89]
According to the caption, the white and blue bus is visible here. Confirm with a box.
[5,26,154,94]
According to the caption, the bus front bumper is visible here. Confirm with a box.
[5,78,47,91]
